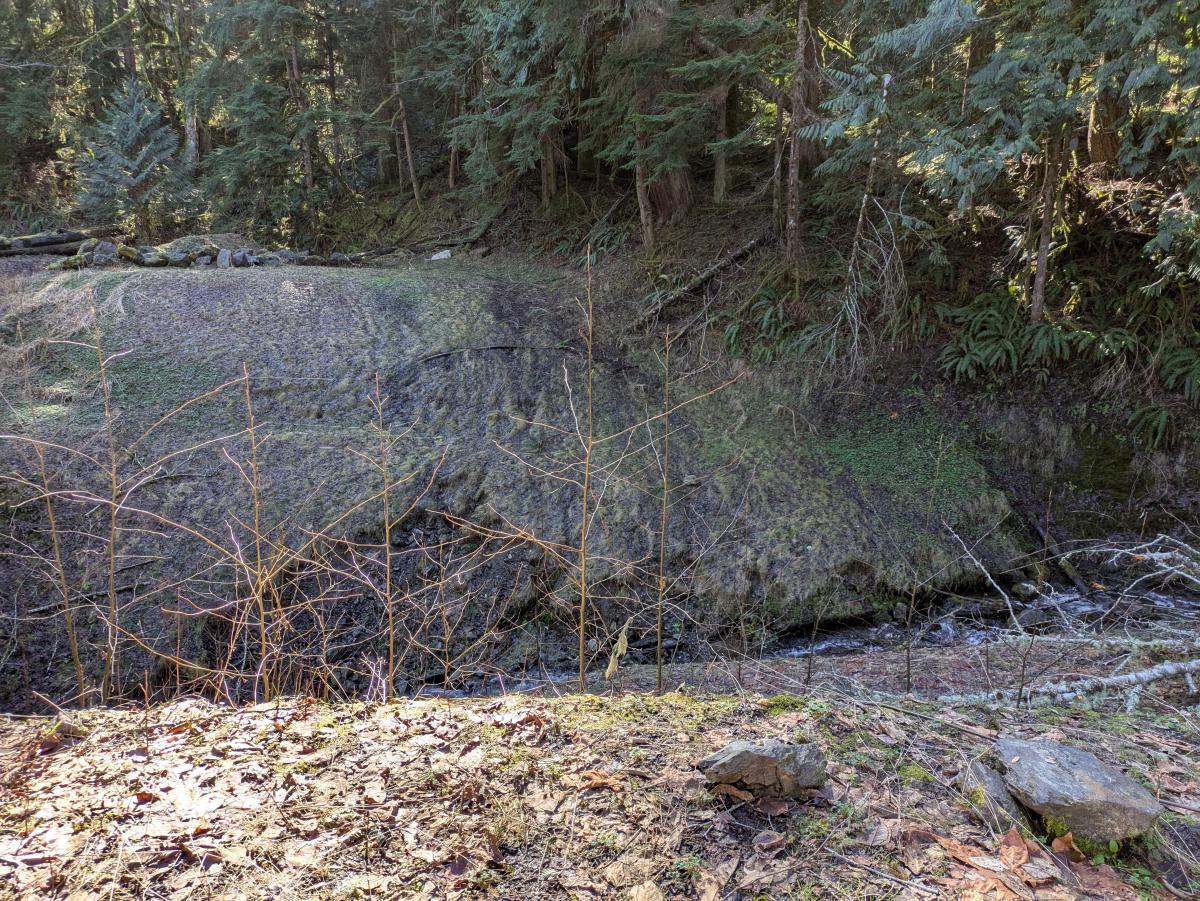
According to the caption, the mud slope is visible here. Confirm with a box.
[0,262,1023,697]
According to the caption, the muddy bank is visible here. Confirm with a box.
[0,259,1162,706]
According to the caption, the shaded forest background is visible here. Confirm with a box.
[2,0,1199,434]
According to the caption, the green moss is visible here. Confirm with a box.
[897,762,935,784]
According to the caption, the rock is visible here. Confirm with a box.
[216,248,232,269]
[193,255,212,267]
[78,237,99,253]
[142,251,168,267]
[959,761,1031,833]
[329,251,351,266]
[697,739,826,799]
[93,240,118,264]
[1015,607,1050,630]
[166,250,191,268]
[996,738,1163,844]
[231,249,248,267]
[1012,581,1040,602]
[246,253,261,266]
[276,249,308,264]
[299,254,326,266]
[258,253,282,266]
[430,249,452,260]
[117,244,144,265]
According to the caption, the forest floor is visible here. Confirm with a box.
[3,637,1199,901]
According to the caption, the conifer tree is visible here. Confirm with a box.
[78,77,180,240]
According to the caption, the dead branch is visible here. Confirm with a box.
[941,657,1200,705]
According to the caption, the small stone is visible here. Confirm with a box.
[1012,582,1040,602]
[78,237,99,253]
[259,253,282,266]
[117,244,144,265]
[93,240,118,263]
[1015,607,1050,630]
[997,738,1163,844]
[216,248,232,269]
[430,249,452,260]
[698,739,826,799]
[299,254,325,266]
[959,760,1031,833]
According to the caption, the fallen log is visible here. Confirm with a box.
[939,657,1200,706]
[635,233,768,327]
[3,224,119,252]
[0,240,84,257]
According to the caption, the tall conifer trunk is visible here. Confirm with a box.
[1031,127,1063,322]
[786,0,812,266]
[713,83,729,203]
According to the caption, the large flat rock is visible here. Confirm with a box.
[996,738,1164,843]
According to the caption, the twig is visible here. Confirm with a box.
[827,850,940,897]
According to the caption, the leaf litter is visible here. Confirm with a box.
[0,689,1196,899]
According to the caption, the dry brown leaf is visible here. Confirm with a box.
[578,770,623,792]
[1049,833,1085,863]
[998,827,1029,870]
[627,880,664,901]
[752,829,787,857]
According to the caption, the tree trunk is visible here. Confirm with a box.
[398,96,422,210]
[635,157,655,252]
[785,0,812,266]
[114,0,136,76]
[713,83,729,203]
[1030,127,1063,322]
[290,40,315,192]
[183,98,199,164]
[540,132,558,206]
[1087,94,1120,171]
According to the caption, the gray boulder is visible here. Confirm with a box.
[216,248,232,269]
[192,254,212,267]
[93,241,118,264]
[117,244,144,265]
[166,250,191,268]
[960,760,1031,833]
[329,251,351,266]
[996,738,1163,844]
[1012,581,1040,602]
[231,249,248,267]
[698,739,826,799]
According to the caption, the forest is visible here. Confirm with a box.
[2,0,1199,407]
[2,2,1200,900]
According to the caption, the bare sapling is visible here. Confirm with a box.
[14,321,88,703]
[90,292,123,703]
[656,330,671,693]
[577,249,596,691]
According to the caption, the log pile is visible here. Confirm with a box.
[0,226,119,257]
